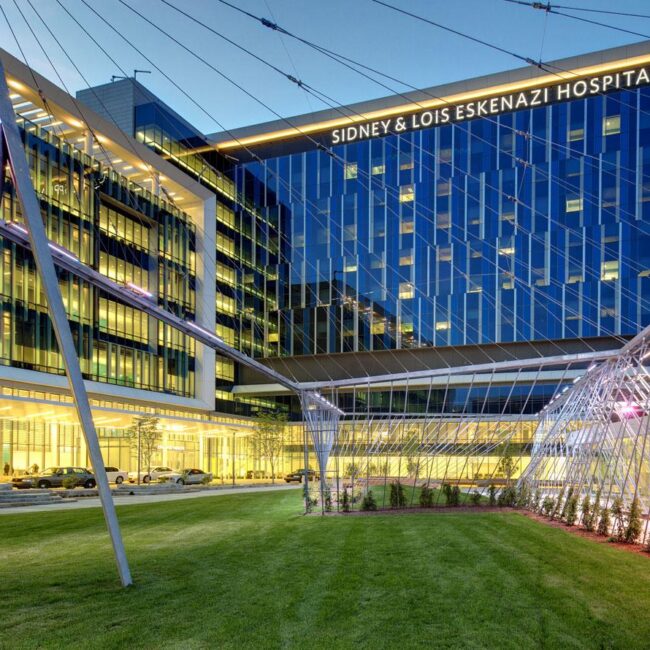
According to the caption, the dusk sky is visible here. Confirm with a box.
[1,0,649,134]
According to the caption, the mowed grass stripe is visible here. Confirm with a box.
[1,491,650,649]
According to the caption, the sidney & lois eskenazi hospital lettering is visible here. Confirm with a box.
[331,66,650,145]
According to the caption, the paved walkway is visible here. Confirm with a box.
[0,483,301,515]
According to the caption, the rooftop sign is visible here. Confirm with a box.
[330,66,650,145]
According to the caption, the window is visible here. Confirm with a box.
[603,115,621,136]
[399,282,414,299]
[399,251,413,266]
[568,128,584,142]
[344,163,358,180]
[399,184,415,203]
[437,180,451,196]
[435,321,449,331]
[372,321,385,335]
[566,197,583,213]
[372,164,385,175]
[400,219,414,234]
[601,260,619,281]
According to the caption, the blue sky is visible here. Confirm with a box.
[1,0,649,134]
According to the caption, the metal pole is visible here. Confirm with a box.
[231,430,235,487]
[137,421,141,486]
[0,62,132,586]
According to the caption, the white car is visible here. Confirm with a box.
[157,468,213,485]
[104,466,128,484]
[127,466,173,483]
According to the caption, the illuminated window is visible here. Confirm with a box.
[568,128,584,142]
[603,115,621,136]
[372,321,385,335]
[435,321,449,331]
[400,251,413,266]
[399,184,415,203]
[216,203,235,228]
[400,219,414,234]
[372,164,385,175]
[498,246,515,256]
[438,247,452,262]
[439,148,452,163]
[344,261,358,272]
[565,197,583,213]
[437,180,451,196]
[344,163,358,180]
[400,161,414,171]
[216,323,235,346]
[601,260,619,281]
[567,273,583,284]
[399,282,414,299]
[267,332,279,343]
[436,212,450,229]
[401,322,414,334]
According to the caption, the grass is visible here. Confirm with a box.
[2,490,650,649]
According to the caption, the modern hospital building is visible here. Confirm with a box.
[1,40,650,481]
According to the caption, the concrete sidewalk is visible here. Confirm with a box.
[0,483,301,514]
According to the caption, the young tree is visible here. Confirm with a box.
[565,494,578,526]
[361,490,377,511]
[551,487,565,521]
[611,497,625,541]
[597,507,611,536]
[532,488,542,512]
[496,445,517,486]
[560,486,574,522]
[124,415,160,484]
[250,411,287,484]
[344,462,361,481]
[542,496,555,516]
[402,430,420,479]
[488,484,497,506]
[590,489,602,533]
[581,495,592,531]
[625,496,642,544]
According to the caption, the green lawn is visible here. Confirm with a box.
[2,490,650,649]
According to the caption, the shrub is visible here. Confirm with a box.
[542,496,555,516]
[625,496,642,544]
[497,486,517,507]
[516,481,530,508]
[323,486,333,512]
[589,490,601,533]
[419,485,434,508]
[451,485,461,507]
[361,490,377,511]
[597,508,611,536]
[341,488,351,513]
[551,487,565,520]
[560,487,574,522]
[581,495,592,530]
[532,489,541,512]
[611,497,625,541]
[470,491,482,506]
[488,484,497,507]
[565,495,578,526]
[62,476,78,490]
[390,481,407,508]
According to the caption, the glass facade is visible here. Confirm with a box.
[237,87,650,357]
[0,116,197,397]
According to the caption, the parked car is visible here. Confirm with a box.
[12,467,96,489]
[157,468,213,485]
[127,466,173,483]
[284,469,318,483]
[104,466,128,484]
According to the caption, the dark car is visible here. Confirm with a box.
[284,469,318,483]
[12,467,96,489]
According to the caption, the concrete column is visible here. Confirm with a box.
[192,195,216,409]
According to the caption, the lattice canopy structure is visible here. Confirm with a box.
[299,350,618,513]
[521,326,650,515]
